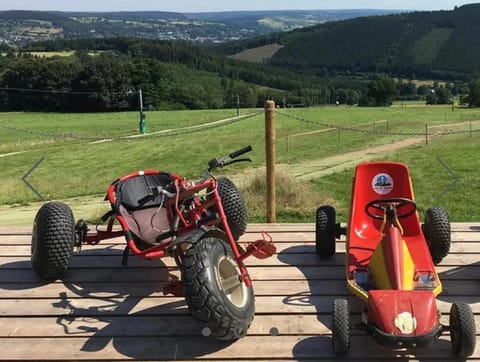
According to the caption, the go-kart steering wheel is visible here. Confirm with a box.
[365,197,417,220]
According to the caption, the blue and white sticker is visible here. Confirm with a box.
[372,173,393,195]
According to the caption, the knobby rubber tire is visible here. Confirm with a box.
[450,301,476,357]
[215,177,248,240]
[332,298,350,356]
[422,206,450,264]
[31,202,75,280]
[315,205,336,258]
[182,237,254,340]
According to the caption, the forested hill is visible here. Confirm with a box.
[214,4,480,80]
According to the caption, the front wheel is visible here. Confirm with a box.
[182,237,254,340]
[31,202,75,280]
[316,205,336,258]
[332,298,350,356]
[422,207,450,264]
[450,301,476,357]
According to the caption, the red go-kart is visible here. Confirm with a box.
[30,145,275,341]
[316,161,476,357]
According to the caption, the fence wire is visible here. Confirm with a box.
[276,109,480,137]
[0,112,261,142]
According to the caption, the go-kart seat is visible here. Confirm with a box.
[348,162,423,269]
[113,172,174,245]
[350,161,421,239]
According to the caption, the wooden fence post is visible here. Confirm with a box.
[265,100,276,223]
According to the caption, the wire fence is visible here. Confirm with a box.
[276,109,480,137]
[0,112,261,142]
[1,105,479,148]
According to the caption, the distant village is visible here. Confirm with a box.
[0,16,256,46]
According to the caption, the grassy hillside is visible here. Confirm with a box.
[2,104,480,223]
[216,4,480,80]
[228,44,284,63]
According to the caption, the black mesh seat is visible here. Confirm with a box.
[115,172,174,211]
[113,172,175,246]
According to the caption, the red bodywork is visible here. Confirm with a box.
[347,161,442,344]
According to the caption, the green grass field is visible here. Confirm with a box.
[1,103,480,224]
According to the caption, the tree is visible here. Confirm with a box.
[366,75,398,106]
[396,80,417,97]
[337,88,359,105]
[426,86,453,105]
[70,54,134,111]
[0,56,80,111]
[467,80,480,107]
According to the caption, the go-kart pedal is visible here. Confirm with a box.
[243,232,276,259]
[162,276,184,297]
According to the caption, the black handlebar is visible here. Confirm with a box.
[229,145,252,159]
[208,145,252,171]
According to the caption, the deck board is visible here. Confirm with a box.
[0,223,479,361]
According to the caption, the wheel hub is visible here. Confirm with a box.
[216,255,248,308]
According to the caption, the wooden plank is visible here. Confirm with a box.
[3,230,480,245]
[1,261,479,284]
[0,241,480,263]
[2,313,471,338]
[1,334,479,360]
[0,295,479,318]
[3,261,480,284]
[0,314,334,337]
[3,248,480,271]
[2,221,479,234]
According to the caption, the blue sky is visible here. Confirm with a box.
[0,1,473,12]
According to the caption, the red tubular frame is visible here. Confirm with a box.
[83,169,254,286]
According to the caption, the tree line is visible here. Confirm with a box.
[0,37,479,112]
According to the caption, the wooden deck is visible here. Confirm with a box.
[0,223,479,361]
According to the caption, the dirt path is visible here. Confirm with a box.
[0,151,26,158]
[229,136,426,186]
[283,119,480,180]
[286,136,425,180]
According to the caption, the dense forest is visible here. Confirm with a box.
[0,38,370,112]
[0,37,474,112]
[213,4,480,81]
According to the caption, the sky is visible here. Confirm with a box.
[0,1,474,12]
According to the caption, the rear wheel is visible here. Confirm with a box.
[422,207,450,264]
[31,202,75,280]
[214,177,247,240]
[315,205,336,258]
[332,299,350,356]
[182,237,254,340]
[450,301,476,357]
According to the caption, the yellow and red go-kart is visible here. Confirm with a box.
[316,161,476,357]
